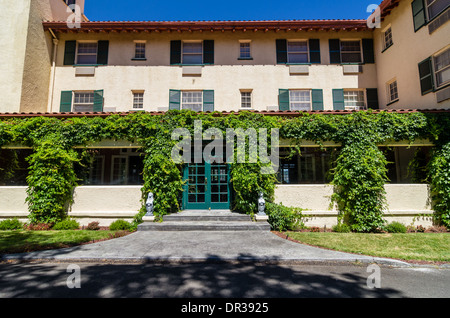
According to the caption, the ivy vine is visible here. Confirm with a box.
[0,110,449,232]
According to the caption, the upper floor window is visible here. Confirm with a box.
[239,41,252,59]
[77,42,98,65]
[65,0,76,6]
[383,26,394,50]
[134,42,146,59]
[434,47,450,88]
[287,41,309,64]
[240,91,252,108]
[132,92,144,109]
[73,92,95,112]
[344,90,366,110]
[289,90,311,111]
[340,40,362,63]
[387,79,399,104]
[426,0,448,20]
[182,91,203,111]
[182,42,203,65]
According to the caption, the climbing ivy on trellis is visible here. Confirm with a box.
[0,110,449,231]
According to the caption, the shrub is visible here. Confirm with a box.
[52,219,80,230]
[425,225,448,233]
[265,202,304,232]
[86,221,100,231]
[0,218,23,230]
[109,219,132,231]
[24,223,53,231]
[385,221,407,233]
[309,226,321,232]
[332,223,352,233]
[416,225,426,233]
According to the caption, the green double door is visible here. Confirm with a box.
[183,162,231,210]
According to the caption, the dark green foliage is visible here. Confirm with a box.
[0,218,23,230]
[385,221,407,233]
[0,110,449,232]
[109,219,132,231]
[265,202,304,231]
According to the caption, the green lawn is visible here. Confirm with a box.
[283,232,450,263]
[0,230,130,255]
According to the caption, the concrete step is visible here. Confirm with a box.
[138,210,271,231]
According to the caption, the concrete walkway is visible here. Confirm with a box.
[1,230,414,267]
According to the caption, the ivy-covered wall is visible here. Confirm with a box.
[0,110,449,232]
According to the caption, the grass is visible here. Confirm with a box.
[283,232,450,263]
[0,230,130,255]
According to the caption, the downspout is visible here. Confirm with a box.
[47,28,58,113]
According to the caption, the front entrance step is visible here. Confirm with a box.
[137,210,271,231]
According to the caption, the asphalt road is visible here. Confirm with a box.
[1,261,449,299]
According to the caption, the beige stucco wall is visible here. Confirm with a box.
[374,0,450,109]
[0,0,32,113]
[51,31,378,112]
[274,184,433,227]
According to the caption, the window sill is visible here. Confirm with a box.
[386,99,399,106]
[434,82,450,93]
[73,64,105,67]
[131,58,147,61]
[286,63,312,66]
[238,57,254,60]
[381,43,393,53]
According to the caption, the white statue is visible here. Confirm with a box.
[145,192,154,216]
[257,192,266,216]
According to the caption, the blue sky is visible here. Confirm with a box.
[84,0,380,21]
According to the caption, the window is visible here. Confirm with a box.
[239,41,251,59]
[65,0,76,6]
[289,90,311,111]
[387,80,399,103]
[182,91,203,111]
[77,42,98,65]
[341,40,362,63]
[426,0,448,20]
[240,91,252,108]
[383,27,394,50]
[133,92,144,109]
[434,47,450,88]
[182,42,203,65]
[134,42,146,59]
[287,41,309,64]
[73,92,94,112]
[344,90,366,110]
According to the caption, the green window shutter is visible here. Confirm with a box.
[276,39,288,64]
[329,39,341,64]
[170,40,182,65]
[63,41,76,66]
[366,88,379,109]
[362,39,375,64]
[169,89,181,110]
[278,89,290,111]
[332,89,345,110]
[93,90,104,112]
[311,89,324,111]
[203,90,215,112]
[309,39,321,64]
[97,41,109,65]
[418,57,435,95]
[203,40,214,65]
[412,0,427,32]
[60,91,73,112]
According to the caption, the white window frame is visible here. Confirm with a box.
[433,46,450,89]
[340,39,362,64]
[76,41,98,65]
[382,25,394,50]
[73,91,94,112]
[134,41,146,59]
[181,91,203,111]
[343,90,367,110]
[182,41,203,65]
[240,90,252,109]
[287,40,309,64]
[132,91,144,109]
[239,40,252,59]
[386,79,399,104]
[289,90,312,111]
